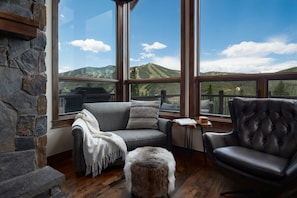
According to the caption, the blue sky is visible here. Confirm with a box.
[129,0,180,69]
[201,0,297,73]
[58,0,297,74]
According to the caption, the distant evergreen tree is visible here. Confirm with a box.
[273,80,289,96]
[207,84,213,94]
[240,89,244,95]
[130,68,139,96]
[130,67,136,79]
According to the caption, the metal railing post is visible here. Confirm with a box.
[219,90,224,114]
[161,90,166,105]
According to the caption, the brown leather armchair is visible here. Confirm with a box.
[203,97,297,197]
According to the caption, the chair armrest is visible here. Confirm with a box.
[72,125,86,176]
[158,117,173,151]
[203,131,238,150]
[203,131,238,162]
[286,152,297,181]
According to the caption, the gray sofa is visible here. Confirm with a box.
[72,102,172,176]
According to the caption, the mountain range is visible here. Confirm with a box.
[59,63,297,97]
[59,63,180,79]
[59,63,297,79]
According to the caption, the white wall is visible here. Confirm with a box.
[172,124,204,152]
[44,1,204,157]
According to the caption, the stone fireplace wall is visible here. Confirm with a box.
[0,1,64,197]
[0,0,47,168]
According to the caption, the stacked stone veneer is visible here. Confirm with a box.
[0,1,64,197]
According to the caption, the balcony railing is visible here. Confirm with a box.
[133,90,255,115]
[59,89,297,116]
[201,91,256,115]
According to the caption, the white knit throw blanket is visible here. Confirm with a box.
[72,109,127,177]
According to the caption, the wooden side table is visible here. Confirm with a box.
[173,118,212,166]
[173,118,197,167]
[196,119,212,166]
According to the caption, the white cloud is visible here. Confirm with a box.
[130,57,140,62]
[152,56,180,70]
[130,52,155,63]
[202,38,297,73]
[130,53,180,70]
[222,40,297,57]
[59,65,72,73]
[142,42,167,52]
[201,57,274,73]
[140,52,155,59]
[130,41,175,68]
[69,39,111,53]
[263,60,297,73]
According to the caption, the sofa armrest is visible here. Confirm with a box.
[158,117,173,151]
[158,117,169,133]
[72,125,86,176]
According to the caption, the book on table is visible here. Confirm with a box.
[173,118,197,126]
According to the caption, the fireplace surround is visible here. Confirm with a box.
[0,1,64,197]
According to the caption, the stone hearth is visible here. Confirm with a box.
[0,1,64,197]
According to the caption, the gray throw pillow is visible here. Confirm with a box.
[200,99,210,109]
[126,100,160,129]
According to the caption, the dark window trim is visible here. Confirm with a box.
[52,0,189,128]
[51,0,122,128]
[51,0,297,128]
[52,0,60,127]
[196,72,297,115]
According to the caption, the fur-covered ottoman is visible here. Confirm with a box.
[124,146,176,198]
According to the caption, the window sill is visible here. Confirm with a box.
[207,115,232,132]
[52,114,75,128]
[51,111,232,129]
[52,111,181,129]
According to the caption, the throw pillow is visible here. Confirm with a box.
[126,100,160,129]
[200,99,210,109]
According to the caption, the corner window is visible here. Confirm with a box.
[200,0,297,75]
[129,0,181,112]
[198,0,297,116]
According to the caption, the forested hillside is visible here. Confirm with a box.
[59,64,297,97]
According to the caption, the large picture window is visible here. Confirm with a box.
[52,0,189,127]
[53,0,117,122]
[52,0,297,127]
[129,0,181,111]
[200,0,297,75]
[198,0,297,116]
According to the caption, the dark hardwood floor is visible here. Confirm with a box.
[49,147,261,198]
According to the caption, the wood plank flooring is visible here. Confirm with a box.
[49,146,259,198]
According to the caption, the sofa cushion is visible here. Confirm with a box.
[112,129,167,151]
[126,100,160,129]
[201,99,211,113]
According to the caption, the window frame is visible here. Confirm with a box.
[196,0,297,117]
[52,0,195,128]
[51,0,297,128]
[51,0,121,128]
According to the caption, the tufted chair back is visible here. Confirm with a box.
[229,97,297,159]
